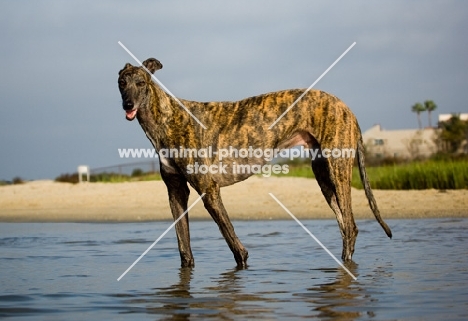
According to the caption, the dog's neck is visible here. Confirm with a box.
[136,82,185,151]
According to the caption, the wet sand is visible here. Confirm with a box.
[0,177,467,222]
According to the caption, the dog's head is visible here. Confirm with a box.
[118,58,163,121]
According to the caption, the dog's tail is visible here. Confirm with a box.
[356,130,392,238]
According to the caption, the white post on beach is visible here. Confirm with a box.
[77,165,90,183]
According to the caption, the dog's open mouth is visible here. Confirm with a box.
[125,109,137,121]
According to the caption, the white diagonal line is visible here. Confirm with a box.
[118,41,207,129]
[117,193,205,281]
[268,42,356,129]
[269,193,357,280]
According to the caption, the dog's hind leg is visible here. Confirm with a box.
[163,173,194,267]
[329,157,358,261]
[311,156,358,262]
[198,180,249,268]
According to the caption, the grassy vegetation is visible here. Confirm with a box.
[55,171,162,184]
[0,177,25,186]
[354,160,468,190]
[280,159,468,190]
[279,165,315,179]
[90,172,162,183]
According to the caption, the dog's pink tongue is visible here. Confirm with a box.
[125,109,137,120]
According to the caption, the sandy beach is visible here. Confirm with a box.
[0,177,467,222]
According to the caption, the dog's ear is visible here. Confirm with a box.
[118,63,132,76]
[143,58,163,74]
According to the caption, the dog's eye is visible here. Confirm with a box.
[119,79,126,87]
[137,81,145,87]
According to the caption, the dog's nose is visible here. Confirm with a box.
[123,102,134,110]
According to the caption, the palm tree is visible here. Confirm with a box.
[411,103,426,129]
[424,100,437,128]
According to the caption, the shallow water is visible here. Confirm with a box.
[0,219,467,320]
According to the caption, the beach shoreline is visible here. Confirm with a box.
[0,177,467,222]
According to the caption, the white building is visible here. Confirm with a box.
[362,125,438,160]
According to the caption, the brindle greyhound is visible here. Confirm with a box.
[118,58,392,268]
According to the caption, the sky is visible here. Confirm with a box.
[0,0,467,180]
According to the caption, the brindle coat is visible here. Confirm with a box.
[118,58,392,268]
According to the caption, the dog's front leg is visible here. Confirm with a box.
[163,172,194,268]
[198,180,249,268]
